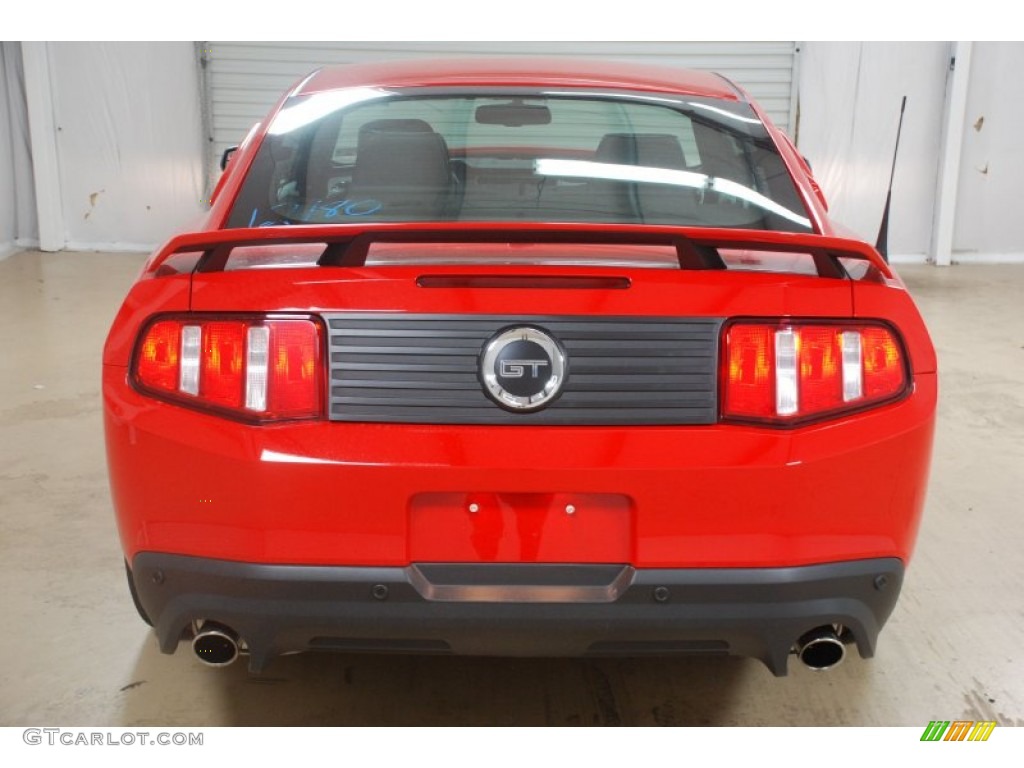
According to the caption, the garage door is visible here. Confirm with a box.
[201,41,799,182]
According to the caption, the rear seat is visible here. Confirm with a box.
[453,133,705,224]
[591,132,701,223]
[349,119,459,219]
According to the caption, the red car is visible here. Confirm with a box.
[104,58,936,675]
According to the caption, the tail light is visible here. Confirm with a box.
[722,321,909,425]
[133,315,323,421]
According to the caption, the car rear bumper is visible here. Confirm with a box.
[105,367,936,569]
[131,552,904,676]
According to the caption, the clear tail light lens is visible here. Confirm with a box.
[722,321,909,425]
[133,315,323,422]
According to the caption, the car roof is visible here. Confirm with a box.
[294,57,744,101]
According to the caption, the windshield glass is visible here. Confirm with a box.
[227,89,813,233]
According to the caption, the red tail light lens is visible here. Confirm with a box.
[861,326,905,400]
[201,322,246,409]
[724,325,775,419]
[266,320,322,418]
[796,326,844,414]
[722,321,909,425]
[132,315,322,422]
[135,320,181,394]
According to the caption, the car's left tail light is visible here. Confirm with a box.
[133,315,323,421]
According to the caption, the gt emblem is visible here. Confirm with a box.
[499,359,550,378]
[481,327,567,411]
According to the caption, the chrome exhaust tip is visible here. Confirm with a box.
[796,626,846,671]
[191,622,240,667]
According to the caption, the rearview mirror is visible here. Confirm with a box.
[475,103,552,127]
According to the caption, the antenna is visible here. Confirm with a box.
[875,96,908,262]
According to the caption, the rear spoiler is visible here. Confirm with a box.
[146,222,893,280]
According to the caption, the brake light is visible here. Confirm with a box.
[724,325,774,418]
[267,321,321,417]
[861,326,905,400]
[722,321,908,424]
[133,315,323,421]
[136,320,180,393]
[201,322,246,408]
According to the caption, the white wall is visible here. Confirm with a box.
[796,42,950,259]
[5,42,1023,260]
[797,41,1024,263]
[0,46,15,254]
[1,42,38,255]
[47,42,205,250]
[954,42,1024,260]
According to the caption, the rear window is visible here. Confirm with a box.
[227,89,812,233]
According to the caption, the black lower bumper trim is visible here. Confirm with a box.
[130,554,904,676]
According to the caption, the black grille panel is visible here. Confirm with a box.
[323,314,721,425]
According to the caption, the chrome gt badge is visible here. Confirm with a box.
[480,327,566,411]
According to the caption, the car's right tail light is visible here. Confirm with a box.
[133,314,323,422]
[721,321,909,425]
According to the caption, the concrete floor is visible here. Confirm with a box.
[0,249,1021,726]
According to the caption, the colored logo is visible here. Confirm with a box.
[920,720,996,741]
